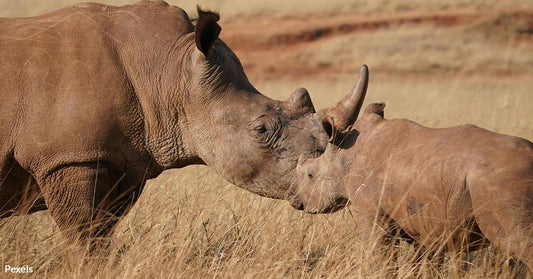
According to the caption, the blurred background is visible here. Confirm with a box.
[1,1,532,278]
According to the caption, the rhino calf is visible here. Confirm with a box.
[292,88,533,270]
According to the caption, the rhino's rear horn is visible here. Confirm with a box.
[326,65,369,131]
[195,6,221,56]
[286,87,316,114]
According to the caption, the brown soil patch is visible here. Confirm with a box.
[220,9,533,81]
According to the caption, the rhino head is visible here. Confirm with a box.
[288,65,370,211]
[189,10,337,199]
[140,7,349,200]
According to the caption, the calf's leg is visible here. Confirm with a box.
[469,180,533,274]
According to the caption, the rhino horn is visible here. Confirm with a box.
[286,87,316,114]
[325,65,369,131]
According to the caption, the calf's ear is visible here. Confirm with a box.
[320,115,336,143]
[364,102,386,118]
[195,6,221,56]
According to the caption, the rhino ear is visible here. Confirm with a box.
[364,102,386,118]
[195,6,221,56]
[320,115,336,143]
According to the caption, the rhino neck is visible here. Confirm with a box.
[110,9,204,169]
[134,43,205,169]
[133,81,204,169]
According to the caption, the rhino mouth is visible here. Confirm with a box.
[323,196,350,213]
[288,195,349,214]
[303,196,350,214]
[289,197,305,210]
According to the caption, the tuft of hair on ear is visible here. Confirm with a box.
[195,6,221,56]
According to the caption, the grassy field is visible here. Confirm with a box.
[1,0,533,278]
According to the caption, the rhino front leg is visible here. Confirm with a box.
[352,211,402,276]
[37,162,140,249]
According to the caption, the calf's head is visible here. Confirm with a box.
[289,66,372,213]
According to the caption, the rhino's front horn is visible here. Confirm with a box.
[286,87,316,114]
[325,65,369,131]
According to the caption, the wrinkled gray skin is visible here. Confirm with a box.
[0,1,335,244]
[293,99,533,271]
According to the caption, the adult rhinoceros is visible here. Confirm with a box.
[0,1,366,245]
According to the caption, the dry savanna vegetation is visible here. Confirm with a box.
[1,0,533,278]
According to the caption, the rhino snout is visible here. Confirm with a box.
[323,196,350,213]
[298,196,349,214]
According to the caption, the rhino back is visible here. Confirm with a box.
[0,1,189,177]
[352,119,533,244]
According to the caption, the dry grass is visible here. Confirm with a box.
[1,0,533,278]
[2,168,530,278]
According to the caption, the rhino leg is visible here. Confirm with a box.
[0,156,46,218]
[354,208,447,276]
[472,210,533,274]
[469,179,533,274]
[38,162,141,249]
[351,209,406,276]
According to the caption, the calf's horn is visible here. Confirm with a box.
[325,65,369,131]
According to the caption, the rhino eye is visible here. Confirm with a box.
[254,125,267,136]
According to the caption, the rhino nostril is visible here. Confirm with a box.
[307,173,313,179]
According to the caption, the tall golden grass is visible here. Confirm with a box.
[1,0,532,278]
